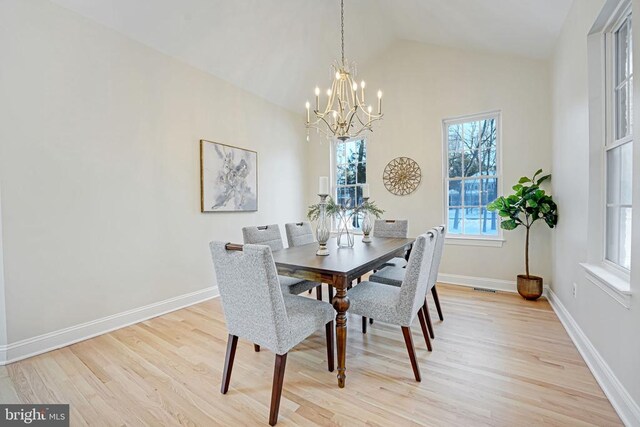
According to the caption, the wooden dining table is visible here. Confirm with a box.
[271,236,415,388]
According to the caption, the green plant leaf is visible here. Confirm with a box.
[501,219,519,230]
[532,168,543,180]
[537,174,551,185]
[518,176,531,184]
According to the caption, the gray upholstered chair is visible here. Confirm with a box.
[346,231,437,381]
[210,241,335,426]
[284,221,315,247]
[285,222,333,303]
[242,224,321,298]
[369,225,446,340]
[373,219,410,268]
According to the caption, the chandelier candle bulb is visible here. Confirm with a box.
[377,90,382,114]
[319,176,329,195]
[305,102,310,122]
[315,87,320,110]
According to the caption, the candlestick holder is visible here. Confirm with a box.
[361,197,373,243]
[315,194,330,256]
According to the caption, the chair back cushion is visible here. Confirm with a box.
[373,219,408,238]
[285,222,315,247]
[242,224,284,251]
[209,242,290,353]
[396,231,437,325]
[427,225,446,290]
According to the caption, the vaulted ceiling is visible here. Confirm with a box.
[50,0,573,112]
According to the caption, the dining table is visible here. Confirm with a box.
[271,235,415,388]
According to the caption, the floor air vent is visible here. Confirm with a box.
[473,287,496,293]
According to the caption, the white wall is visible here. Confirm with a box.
[0,0,307,344]
[551,0,640,421]
[0,187,7,347]
[306,40,552,284]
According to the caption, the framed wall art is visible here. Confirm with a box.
[200,140,258,212]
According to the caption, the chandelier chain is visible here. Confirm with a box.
[341,0,345,65]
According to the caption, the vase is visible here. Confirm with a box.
[336,214,354,248]
[315,194,330,256]
[361,198,372,243]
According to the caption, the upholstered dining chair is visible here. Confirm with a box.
[361,219,411,328]
[243,224,321,300]
[369,225,446,340]
[373,219,411,268]
[285,222,333,303]
[210,242,335,426]
[346,231,437,382]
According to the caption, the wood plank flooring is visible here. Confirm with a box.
[2,284,621,426]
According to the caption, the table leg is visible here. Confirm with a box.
[332,276,350,388]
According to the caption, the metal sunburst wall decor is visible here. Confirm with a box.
[383,157,422,196]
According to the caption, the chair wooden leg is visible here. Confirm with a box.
[328,286,334,303]
[362,317,367,334]
[316,285,323,301]
[357,277,362,284]
[431,286,444,321]
[254,344,261,352]
[325,321,334,372]
[401,326,421,382]
[369,318,373,324]
[221,334,238,394]
[417,308,433,352]
[423,299,435,339]
[269,353,288,426]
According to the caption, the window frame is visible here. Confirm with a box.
[442,110,503,244]
[603,5,633,274]
[331,137,368,231]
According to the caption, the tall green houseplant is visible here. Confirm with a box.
[487,169,558,299]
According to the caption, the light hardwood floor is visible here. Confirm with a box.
[2,284,621,426]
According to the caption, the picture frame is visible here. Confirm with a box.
[200,139,258,212]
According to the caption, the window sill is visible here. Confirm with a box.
[445,236,505,248]
[580,263,632,308]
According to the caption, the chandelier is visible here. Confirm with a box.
[305,0,383,141]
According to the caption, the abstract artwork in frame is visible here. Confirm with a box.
[200,140,258,212]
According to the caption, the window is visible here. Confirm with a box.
[444,112,500,238]
[605,9,633,271]
[334,138,366,230]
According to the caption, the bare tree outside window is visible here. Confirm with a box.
[445,113,500,237]
[335,139,366,230]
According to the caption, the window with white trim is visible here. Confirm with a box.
[444,113,500,238]
[334,138,366,230]
[605,9,633,270]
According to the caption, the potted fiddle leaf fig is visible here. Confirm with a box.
[487,169,558,300]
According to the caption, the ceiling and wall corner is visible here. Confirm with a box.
[48,0,573,113]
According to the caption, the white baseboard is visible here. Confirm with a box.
[547,288,640,427]
[438,273,518,293]
[0,286,218,365]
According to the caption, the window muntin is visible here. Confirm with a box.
[444,113,500,237]
[606,11,633,271]
[334,138,366,230]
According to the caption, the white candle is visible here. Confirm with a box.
[377,90,382,114]
[305,101,310,122]
[315,87,320,110]
[362,184,370,198]
[319,176,329,195]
